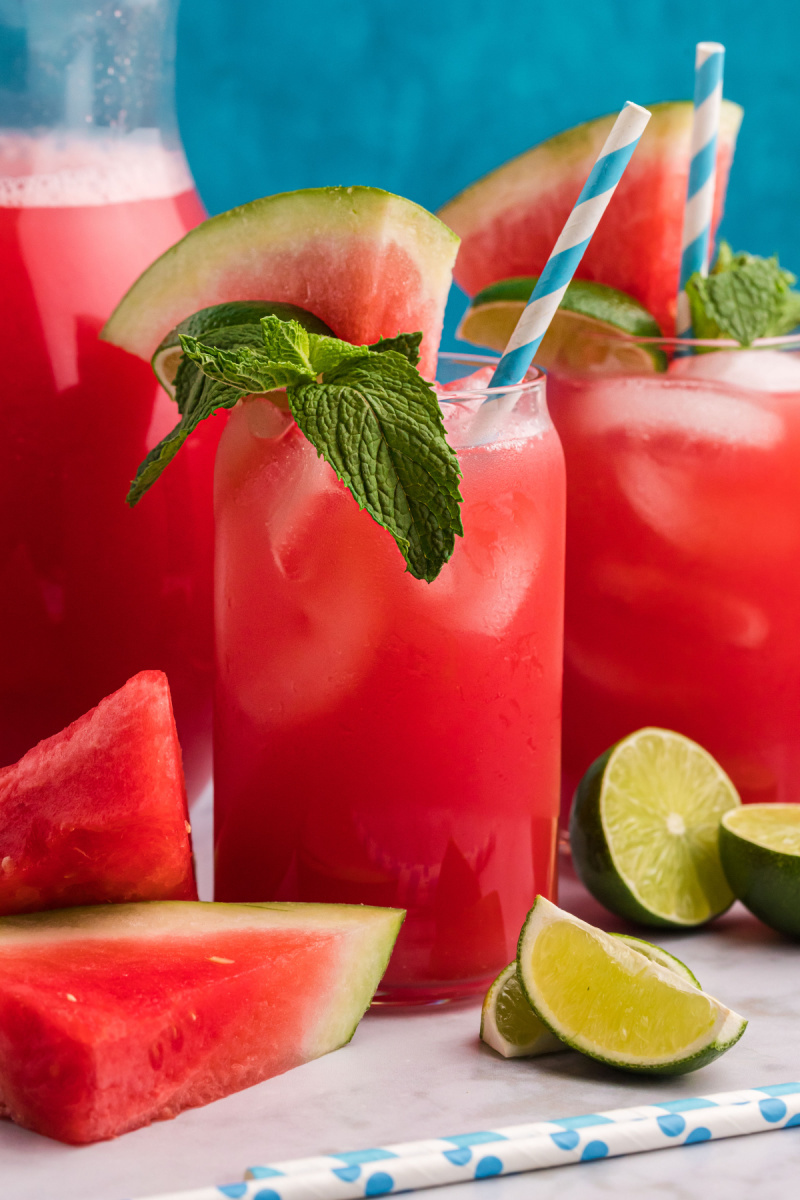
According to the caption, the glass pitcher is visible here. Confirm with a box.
[0,0,215,798]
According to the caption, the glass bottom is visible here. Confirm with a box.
[373,976,492,1006]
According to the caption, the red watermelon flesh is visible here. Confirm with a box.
[102,187,460,380]
[439,102,743,336]
[0,670,196,915]
[0,901,403,1143]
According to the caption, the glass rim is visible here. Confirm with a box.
[436,350,545,402]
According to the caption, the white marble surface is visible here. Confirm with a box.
[3,788,800,1200]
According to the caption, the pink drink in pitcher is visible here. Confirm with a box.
[0,133,216,795]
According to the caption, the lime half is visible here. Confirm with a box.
[720,804,800,936]
[481,935,700,1058]
[517,896,746,1075]
[570,728,741,928]
[456,277,666,373]
[151,301,334,395]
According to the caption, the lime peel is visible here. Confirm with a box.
[570,728,741,928]
[517,897,746,1075]
[720,804,800,936]
[481,934,700,1059]
[480,963,562,1058]
[457,277,667,374]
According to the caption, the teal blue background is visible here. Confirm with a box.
[175,0,800,349]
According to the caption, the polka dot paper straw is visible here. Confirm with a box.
[488,100,651,389]
[127,1084,800,1200]
[675,41,726,338]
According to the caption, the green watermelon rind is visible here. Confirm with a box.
[439,101,744,245]
[101,186,460,367]
[0,900,405,1055]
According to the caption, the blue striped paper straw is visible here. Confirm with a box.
[675,41,726,338]
[128,1084,800,1200]
[488,100,651,388]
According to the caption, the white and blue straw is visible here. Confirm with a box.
[128,1084,800,1200]
[489,100,651,388]
[675,41,726,338]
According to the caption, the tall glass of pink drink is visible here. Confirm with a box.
[548,335,800,812]
[214,353,565,1003]
[0,1,215,796]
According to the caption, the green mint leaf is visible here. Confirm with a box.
[307,333,371,376]
[368,331,423,366]
[688,246,800,344]
[133,323,267,505]
[286,350,463,582]
[173,324,264,416]
[259,315,313,373]
[127,374,244,507]
[180,332,314,391]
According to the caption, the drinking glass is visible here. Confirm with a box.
[214,353,565,1003]
[548,334,800,814]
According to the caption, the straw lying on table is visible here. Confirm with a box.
[488,99,651,389]
[130,1084,800,1200]
[675,41,726,338]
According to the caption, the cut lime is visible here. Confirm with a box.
[151,301,334,396]
[610,934,701,988]
[439,101,743,338]
[720,804,800,936]
[570,728,741,928]
[482,932,700,1059]
[480,963,563,1058]
[517,896,746,1075]
[456,277,667,373]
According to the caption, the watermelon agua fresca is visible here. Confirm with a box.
[102,186,460,380]
[0,670,196,915]
[439,101,743,335]
[0,901,403,1143]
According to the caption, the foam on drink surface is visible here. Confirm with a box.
[0,129,194,207]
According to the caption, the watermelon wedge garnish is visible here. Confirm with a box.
[0,900,403,1143]
[0,671,196,915]
[102,186,460,380]
[439,101,743,336]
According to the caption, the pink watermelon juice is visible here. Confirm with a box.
[0,136,215,797]
[548,343,800,812]
[214,358,565,1003]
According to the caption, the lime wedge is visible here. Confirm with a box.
[611,934,700,988]
[482,934,700,1059]
[456,277,666,373]
[151,301,334,396]
[480,963,563,1058]
[570,728,741,928]
[720,804,800,936]
[517,896,746,1074]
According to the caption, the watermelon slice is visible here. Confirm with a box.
[0,900,403,1143]
[102,186,460,380]
[0,671,196,915]
[439,101,743,336]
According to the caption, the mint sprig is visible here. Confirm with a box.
[686,242,800,345]
[129,315,463,582]
[291,351,462,581]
